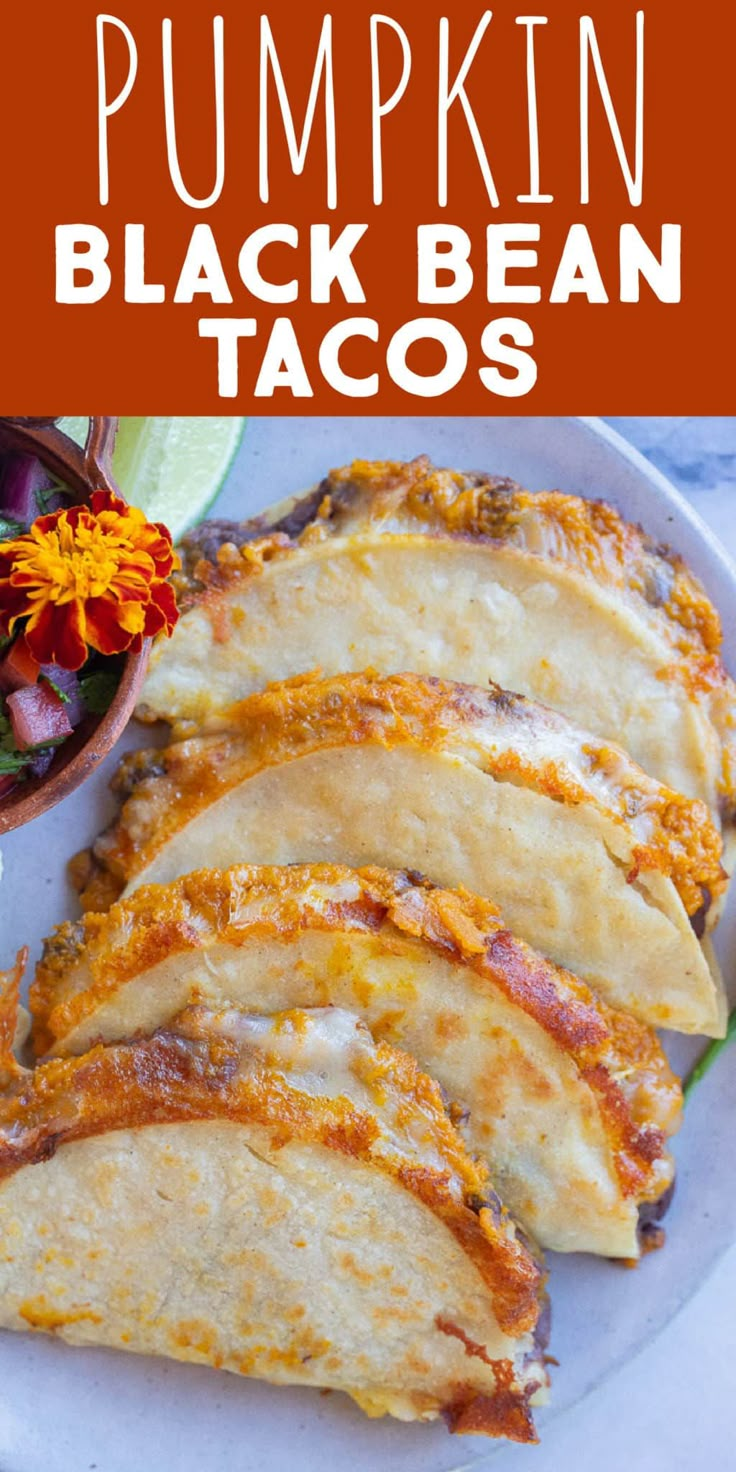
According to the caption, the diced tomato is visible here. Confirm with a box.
[0,636,41,693]
[0,773,18,799]
[6,684,73,751]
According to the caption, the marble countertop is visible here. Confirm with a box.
[608,417,736,562]
[498,417,736,1472]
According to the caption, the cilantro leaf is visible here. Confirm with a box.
[41,675,71,704]
[0,515,26,541]
[0,748,31,776]
[34,477,73,516]
[79,669,119,715]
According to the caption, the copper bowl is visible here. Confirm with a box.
[0,417,151,835]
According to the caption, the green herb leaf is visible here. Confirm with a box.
[0,515,26,542]
[0,748,31,775]
[41,675,71,704]
[79,669,119,715]
[35,478,72,516]
[683,1008,736,1100]
[0,705,30,774]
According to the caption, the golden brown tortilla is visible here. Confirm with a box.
[0,1000,547,1440]
[35,864,681,1257]
[79,673,727,1036]
[139,457,736,839]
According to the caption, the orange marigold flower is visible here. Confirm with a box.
[0,491,180,670]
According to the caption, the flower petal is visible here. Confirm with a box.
[148,579,179,632]
[90,490,129,519]
[84,595,140,656]
[24,598,89,670]
[0,495,179,669]
[0,577,32,630]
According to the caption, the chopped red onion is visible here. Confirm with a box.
[0,452,60,527]
[40,664,85,727]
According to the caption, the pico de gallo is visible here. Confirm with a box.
[0,449,178,804]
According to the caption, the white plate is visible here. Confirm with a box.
[1,416,734,1472]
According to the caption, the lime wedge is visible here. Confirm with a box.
[56,417,92,449]
[57,417,246,539]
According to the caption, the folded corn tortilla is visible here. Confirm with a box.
[79,672,727,1036]
[139,457,736,845]
[35,864,681,1257]
[0,992,548,1440]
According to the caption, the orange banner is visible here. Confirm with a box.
[1,0,733,411]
